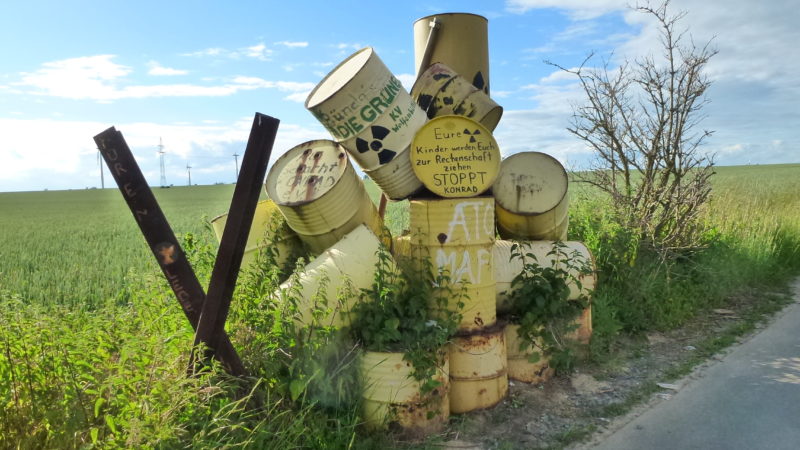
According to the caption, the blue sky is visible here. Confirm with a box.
[1,0,797,192]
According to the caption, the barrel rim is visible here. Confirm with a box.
[494,151,569,213]
[265,139,350,206]
[305,46,374,109]
[413,12,488,24]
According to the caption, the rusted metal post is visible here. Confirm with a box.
[191,113,279,373]
[93,127,244,375]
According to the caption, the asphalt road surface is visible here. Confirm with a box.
[587,279,800,450]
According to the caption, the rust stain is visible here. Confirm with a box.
[436,233,448,244]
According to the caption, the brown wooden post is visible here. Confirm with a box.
[93,127,245,375]
[190,113,279,373]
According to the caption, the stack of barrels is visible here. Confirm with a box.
[209,12,596,434]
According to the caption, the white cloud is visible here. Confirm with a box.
[506,0,628,19]
[147,61,188,76]
[14,56,314,101]
[284,92,309,103]
[0,117,327,191]
[395,73,416,92]
[244,43,272,61]
[182,42,277,61]
[17,55,131,100]
[334,43,363,52]
[182,47,225,58]
[275,41,309,48]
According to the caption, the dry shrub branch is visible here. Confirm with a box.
[549,0,718,258]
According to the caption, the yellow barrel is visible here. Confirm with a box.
[493,240,596,314]
[414,13,490,94]
[448,324,508,414]
[210,199,302,271]
[411,63,503,131]
[360,350,450,433]
[391,234,412,259]
[505,324,554,384]
[493,152,569,241]
[362,151,422,200]
[274,224,385,329]
[265,139,383,254]
[305,47,426,199]
[568,305,593,345]
[410,116,500,198]
[409,197,496,331]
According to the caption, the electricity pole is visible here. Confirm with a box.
[97,150,105,188]
[158,138,167,187]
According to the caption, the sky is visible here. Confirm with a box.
[1,0,797,192]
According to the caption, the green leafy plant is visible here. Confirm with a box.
[504,241,593,373]
[347,236,463,396]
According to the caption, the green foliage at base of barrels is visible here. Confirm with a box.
[1,164,799,447]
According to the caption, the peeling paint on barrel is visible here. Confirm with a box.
[412,63,503,131]
[360,350,450,433]
[265,139,383,254]
[448,323,508,413]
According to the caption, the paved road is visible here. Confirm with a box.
[589,279,800,450]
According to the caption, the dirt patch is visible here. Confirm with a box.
[423,287,794,449]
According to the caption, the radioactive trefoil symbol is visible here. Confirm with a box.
[356,125,397,165]
[463,128,481,143]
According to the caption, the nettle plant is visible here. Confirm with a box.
[505,241,593,373]
[347,239,464,396]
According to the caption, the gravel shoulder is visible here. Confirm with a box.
[420,279,798,450]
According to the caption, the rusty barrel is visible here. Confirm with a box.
[493,240,596,314]
[360,350,450,433]
[265,139,383,255]
[448,323,508,414]
[274,224,385,329]
[410,115,500,198]
[414,13,490,94]
[505,324,554,384]
[411,63,502,131]
[568,306,593,345]
[409,197,496,332]
[305,47,426,200]
[493,152,569,241]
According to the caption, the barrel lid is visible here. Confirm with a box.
[265,140,349,206]
[493,152,568,214]
[410,115,500,198]
[305,47,373,109]
[413,12,488,24]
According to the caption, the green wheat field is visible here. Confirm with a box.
[1,163,798,448]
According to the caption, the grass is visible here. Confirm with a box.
[1,163,799,448]
[0,185,238,308]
